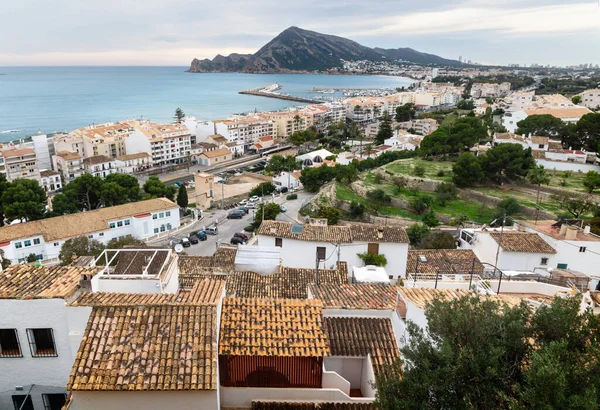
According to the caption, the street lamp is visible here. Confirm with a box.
[414,254,427,286]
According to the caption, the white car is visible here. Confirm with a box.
[249,195,260,202]
[238,199,248,206]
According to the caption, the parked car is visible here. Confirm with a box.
[205,226,218,235]
[227,210,244,219]
[237,207,249,215]
[189,235,199,244]
[249,195,260,202]
[245,203,257,210]
[182,238,191,248]
[234,232,249,242]
[280,205,287,212]
[277,186,289,193]
[238,199,248,206]
[230,236,244,245]
[196,231,208,241]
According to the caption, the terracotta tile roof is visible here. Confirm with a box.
[219,298,330,357]
[495,132,524,141]
[530,136,549,145]
[260,219,410,244]
[69,279,225,307]
[115,152,151,161]
[2,148,35,158]
[398,287,521,309]
[252,402,374,410]
[67,305,217,391]
[524,107,591,118]
[55,150,81,160]
[324,317,399,375]
[40,170,60,177]
[83,155,114,165]
[407,249,484,275]
[0,198,176,243]
[344,222,409,243]
[532,150,546,159]
[178,247,237,273]
[489,232,556,253]
[309,283,397,310]
[0,265,98,300]
[200,148,231,158]
[548,140,564,151]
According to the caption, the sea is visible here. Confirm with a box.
[0,66,413,142]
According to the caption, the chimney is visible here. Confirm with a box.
[565,226,578,241]
[584,225,591,235]
[79,273,92,293]
[377,227,384,239]
[559,224,568,236]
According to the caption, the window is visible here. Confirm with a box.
[124,219,130,226]
[541,257,548,265]
[109,222,116,228]
[33,238,40,245]
[152,214,158,220]
[26,328,57,357]
[88,235,93,239]
[154,228,159,234]
[160,225,166,232]
[12,395,33,410]
[538,144,544,149]
[166,211,171,217]
[14,242,22,249]
[54,242,59,247]
[0,329,22,357]
[275,237,283,247]
[24,240,31,247]
[367,243,380,254]
[579,246,587,253]
[117,221,123,227]
[99,233,104,237]
[159,212,164,218]
[43,393,67,410]
[316,246,326,260]
[557,263,568,269]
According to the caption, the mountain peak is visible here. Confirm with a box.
[187,28,460,73]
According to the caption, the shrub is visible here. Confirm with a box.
[367,189,392,203]
[318,206,342,225]
[422,209,440,227]
[420,232,457,249]
[413,165,426,177]
[249,182,276,198]
[244,225,255,232]
[286,193,298,200]
[373,173,385,184]
[435,182,458,206]
[437,170,445,177]
[349,201,365,219]
[357,252,388,266]
[411,195,434,215]
[406,223,431,247]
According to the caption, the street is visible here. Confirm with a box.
[148,190,315,256]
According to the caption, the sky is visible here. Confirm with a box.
[1,0,599,67]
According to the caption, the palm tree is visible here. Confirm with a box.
[527,165,550,223]
[364,143,375,158]
[293,114,302,131]
[373,106,381,119]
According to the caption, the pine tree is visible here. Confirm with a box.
[174,108,185,123]
[375,111,393,145]
[177,185,188,209]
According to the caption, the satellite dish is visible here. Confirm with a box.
[174,244,184,253]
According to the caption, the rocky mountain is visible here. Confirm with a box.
[187,26,460,73]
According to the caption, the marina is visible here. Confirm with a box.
[239,83,324,104]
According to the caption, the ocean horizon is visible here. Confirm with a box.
[0,66,412,142]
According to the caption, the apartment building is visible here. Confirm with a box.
[53,134,85,157]
[0,198,180,265]
[40,170,62,193]
[69,122,133,159]
[52,151,85,183]
[396,118,439,135]
[263,110,313,138]
[82,155,117,178]
[125,121,192,167]
[578,88,600,109]
[114,152,152,174]
[212,115,276,150]
[301,103,347,131]
[1,148,41,182]
[503,107,592,133]
[471,82,511,98]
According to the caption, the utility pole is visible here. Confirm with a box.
[337,243,341,265]
[494,212,506,294]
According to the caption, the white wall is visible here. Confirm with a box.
[535,159,600,173]
[324,357,363,388]
[124,130,152,157]
[0,299,74,395]
[65,305,93,357]
[69,390,218,410]
[361,356,377,399]
[220,387,373,408]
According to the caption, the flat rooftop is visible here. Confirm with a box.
[520,220,600,242]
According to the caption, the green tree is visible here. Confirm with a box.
[49,193,78,216]
[26,253,38,263]
[357,252,388,266]
[0,174,9,226]
[318,206,341,225]
[336,164,359,185]
[479,143,535,183]
[410,195,433,215]
[583,170,600,193]
[375,111,394,145]
[449,116,487,149]
[104,173,141,202]
[435,182,458,206]
[264,155,299,174]
[395,103,416,122]
[420,231,456,249]
[249,182,276,198]
[576,113,600,152]
[367,189,391,204]
[391,176,408,193]
[59,236,105,265]
[421,209,440,227]
[491,197,520,225]
[177,185,189,209]
[62,173,103,210]
[100,182,128,207]
[174,107,185,123]
[1,179,47,222]
[452,152,485,187]
[143,176,177,201]
[419,129,451,156]
[457,99,475,110]
[571,95,582,104]
[289,130,306,146]
[516,114,565,137]
[348,201,365,219]
[106,235,147,249]
[412,164,426,177]
[527,165,550,215]
[552,193,595,218]
[253,202,281,229]
[406,223,430,247]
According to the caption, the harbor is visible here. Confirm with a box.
[239,83,324,104]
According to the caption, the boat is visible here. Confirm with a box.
[0,130,21,134]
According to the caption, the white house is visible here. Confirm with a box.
[272,171,302,190]
[257,221,410,279]
[578,88,600,109]
[82,155,118,178]
[0,198,180,265]
[458,229,556,273]
[503,107,592,133]
[114,152,152,174]
[40,170,62,193]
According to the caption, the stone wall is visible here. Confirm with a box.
[460,189,556,220]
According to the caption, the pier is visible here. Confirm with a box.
[239,84,323,104]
